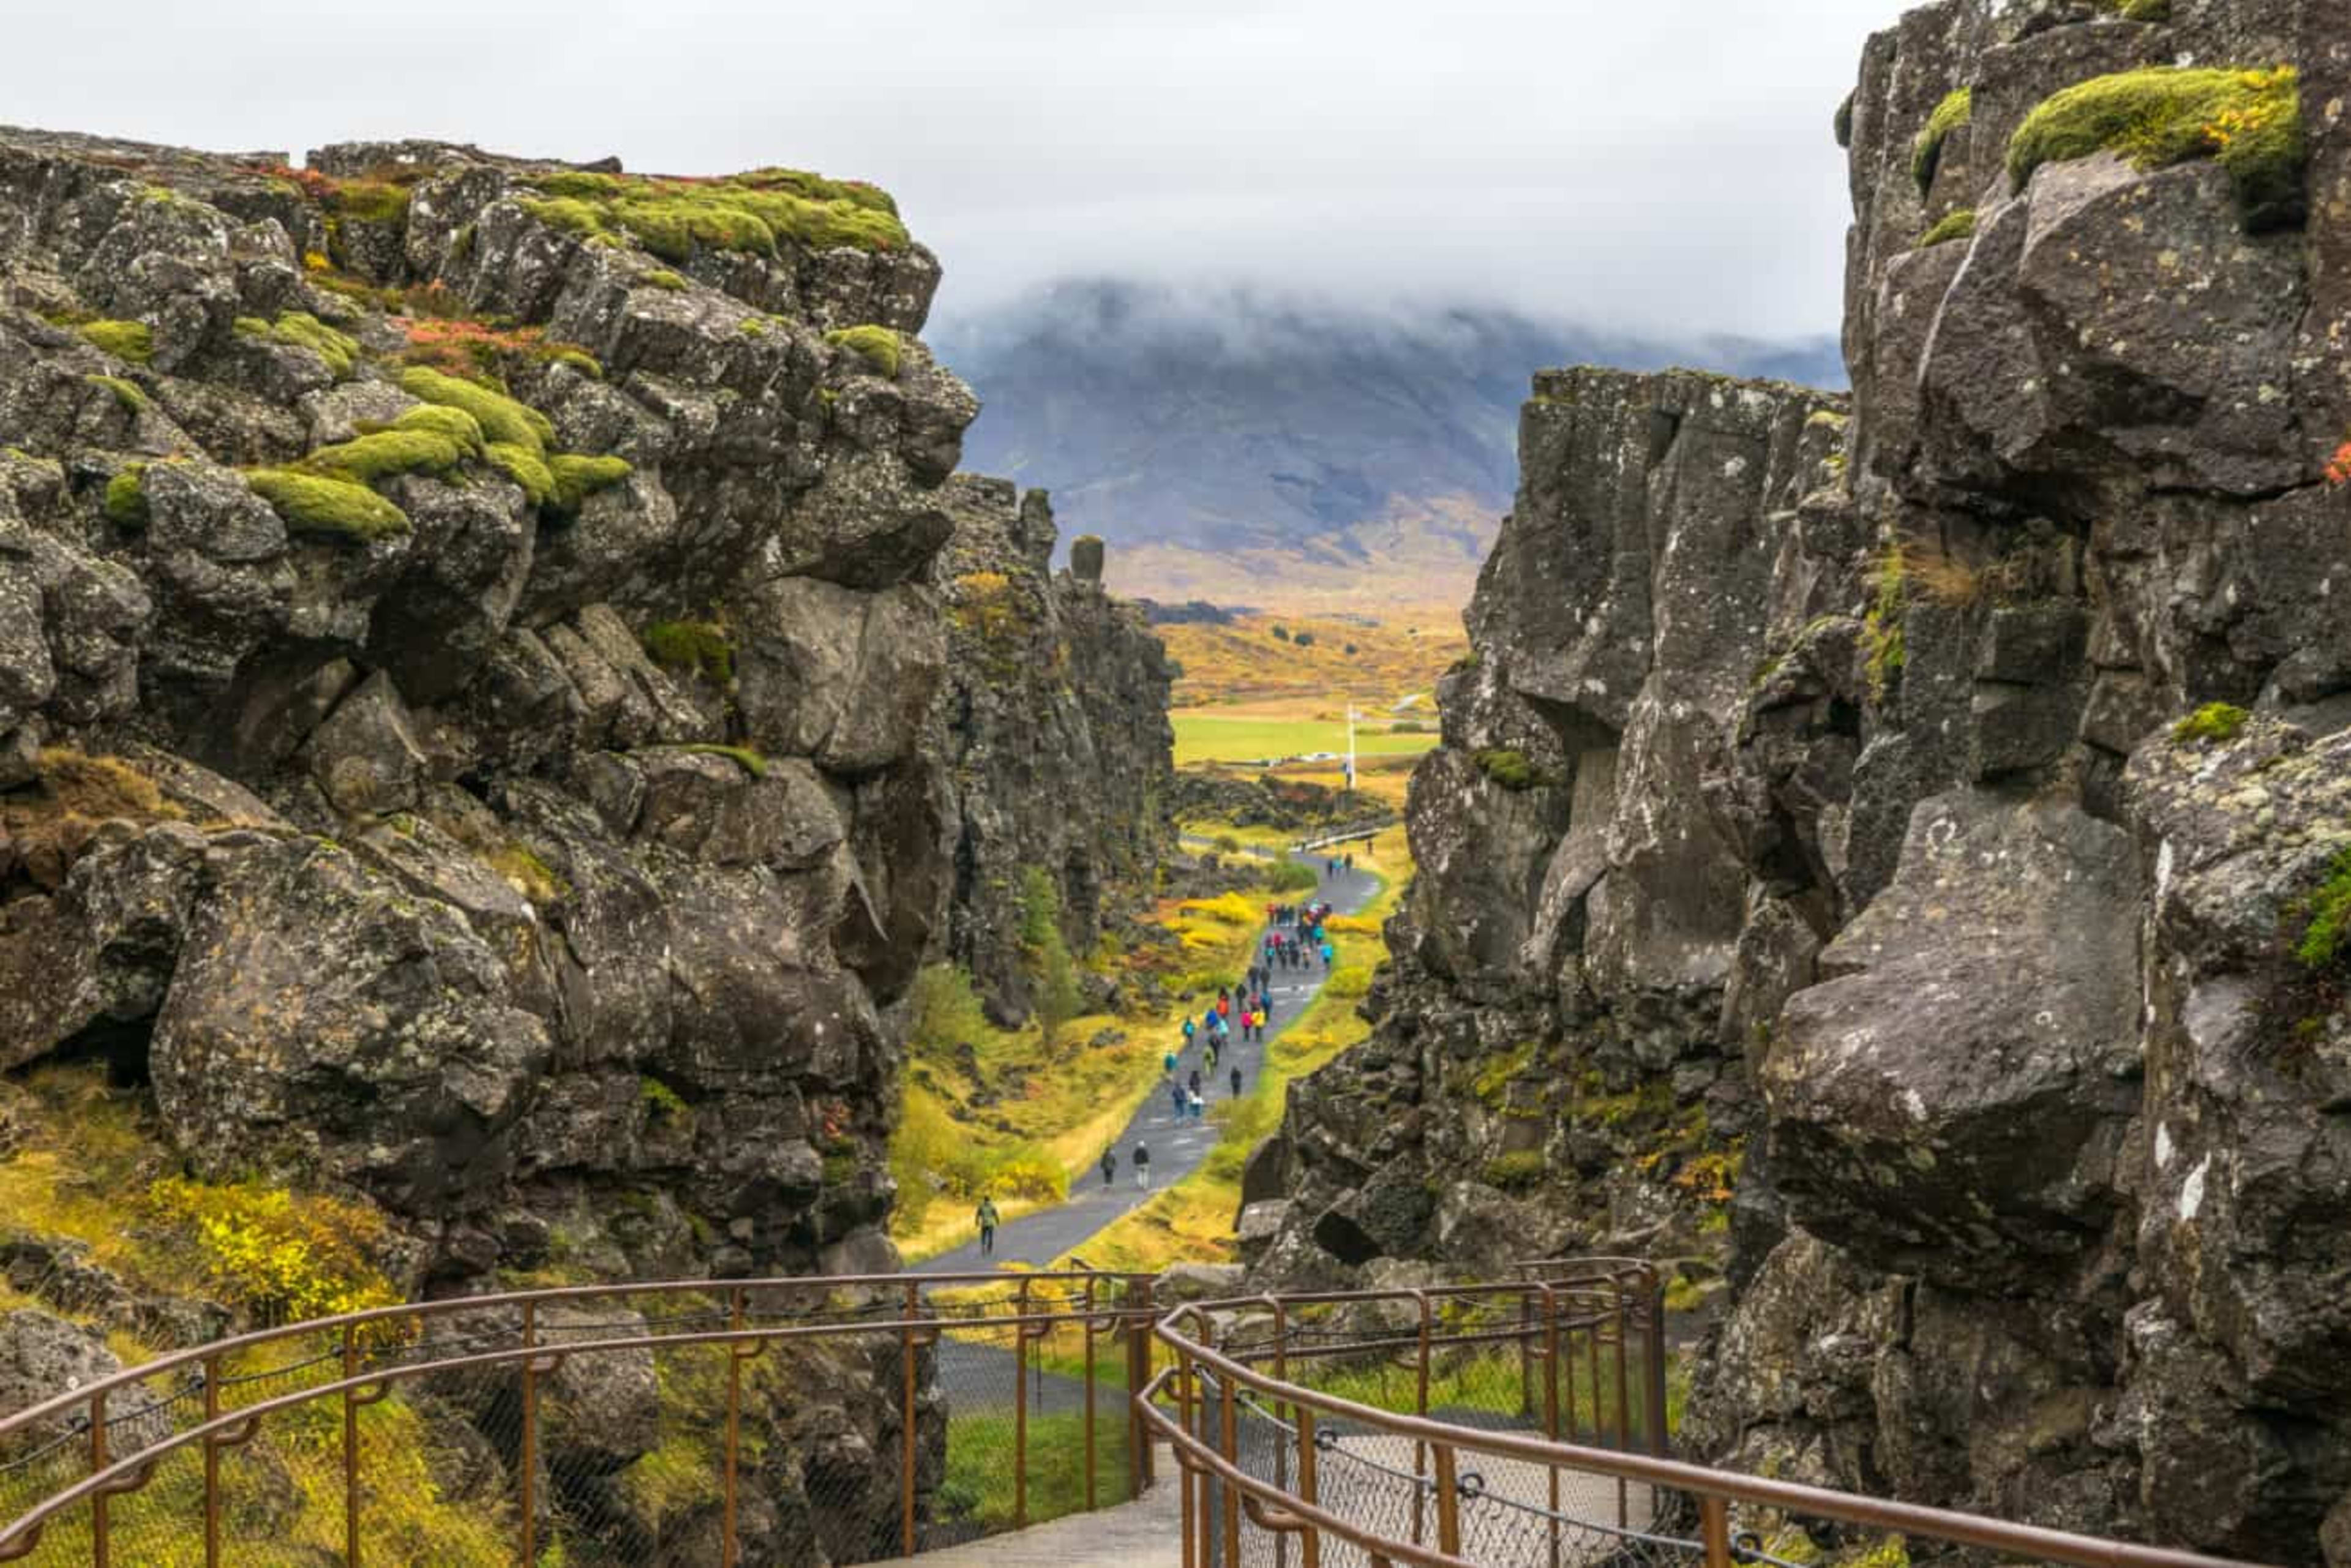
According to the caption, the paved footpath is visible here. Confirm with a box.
[864,1449,1183,1568]
[911,853,1381,1274]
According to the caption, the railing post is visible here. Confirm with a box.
[342,1322,362,1566]
[1295,1405,1321,1568]
[1432,1442,1461,1557]
[901,1281,920,1556]
[202,1352,222,1568]
[1127,1280,1154,1499]
[519,1300,538,1568]
[1270,1300,1289,1568]
[1647,1266,1671,1458]
[1084,1275,1099,1515]
[1014,1278,1032,1531]
[724,1286,746,1568]
[88,1387,108,1568]
[1411,1291,1431,1548]
[1700,1494,1734,1568]
[1614,1278,1632,1528]
[1218,1356,1241,1568]
[1541,1285,1562,1568]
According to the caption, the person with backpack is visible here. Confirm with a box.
[975,1195,1000,1256]
[1134,1144,1152,1188]
[1321,940,1333,970]
[1169,1079,1185,1118]
[1100,1148,1117,1188]
[1189,1068,1202,1100]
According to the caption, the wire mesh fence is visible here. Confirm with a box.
[0,1270,1158,1567]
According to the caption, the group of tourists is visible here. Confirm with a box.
[1268,902,1336,973]
[979,858,1361,1249]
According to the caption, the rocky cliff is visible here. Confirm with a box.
[0,123,981,1288]
[1253,2,2351,1559]
[934,476,1174,1022]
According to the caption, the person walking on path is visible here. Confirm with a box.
[1169,1079,1185,1118]
[1164,1048,1179,1078]
[1229,1065,1243,1098]
[1321,940,1334,971]
[1189,1068,1202,1100]
[1100,1148,1117,1188]
[975,1195,1000,1256]
[1134,1144,1152,1188]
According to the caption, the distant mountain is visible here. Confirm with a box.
[926,279,1845,602]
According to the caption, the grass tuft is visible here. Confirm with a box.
[2008,65,2305,229]
[83,374,147,414]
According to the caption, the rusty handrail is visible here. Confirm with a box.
[1150,1280,2265,1568]
[0,1267,1158,1562]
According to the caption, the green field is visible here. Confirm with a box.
[1171,711,1439,768]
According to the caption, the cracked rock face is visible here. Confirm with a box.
[1256,1,2351,1558]
[0,124,993,1288]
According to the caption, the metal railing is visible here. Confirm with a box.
[0,1269,1157,1566]
[1146,1262,2268,1568]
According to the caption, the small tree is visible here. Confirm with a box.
[1018,868,1082,1054]
[1294,631,1316,648]
[1271,625,1291,642]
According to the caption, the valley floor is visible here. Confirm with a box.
[909,857,1381,1274]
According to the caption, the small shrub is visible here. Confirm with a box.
[1919,208,1976,247]
[245,468,411,542]
[77,319,152,363]
[2295,845,2351,971]
[144,1177,399,1324]
[2171,702,2249,744]
[825,324,903,377]
[2326,437,2351,486]
[1271,626,1291,642]
[1293,631,1316,648]
[642,618,734,682]
[103,463,149,528]
[1265,860,1320,894]
[1913,88,1973,194]
[1020,867,1082,1053]
[2008,66,2305,229]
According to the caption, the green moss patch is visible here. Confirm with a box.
[77,320,152,364]
[653,743,768,778]
[298,428,470,485]
[1472,748,1550,791]
[2008,66,2304,229]
[1481,1151,1547,1193]
[398,366,556,454]
[640,268,689,292]
[388,403,486,449]
[485,441,554,506]
[83,374,148,414]
[2296,845,2351,971]
[103,464,150,528]
[548,452,631,513]
[519,167,909,264]
[1862,544,1907,702]
[236,311,361,377]
[642,619,734,683]
[1913,88,1973,194]
[245,468,410,542]
[2171,702,2249,745]
[825,324,904,377]
[1919,208,1977,246]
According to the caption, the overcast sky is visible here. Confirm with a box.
[5,1,1898,339]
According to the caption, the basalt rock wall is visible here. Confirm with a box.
[936,476,1174,1023]
[0,123,980,1288]
[1253,3,2351,1559]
